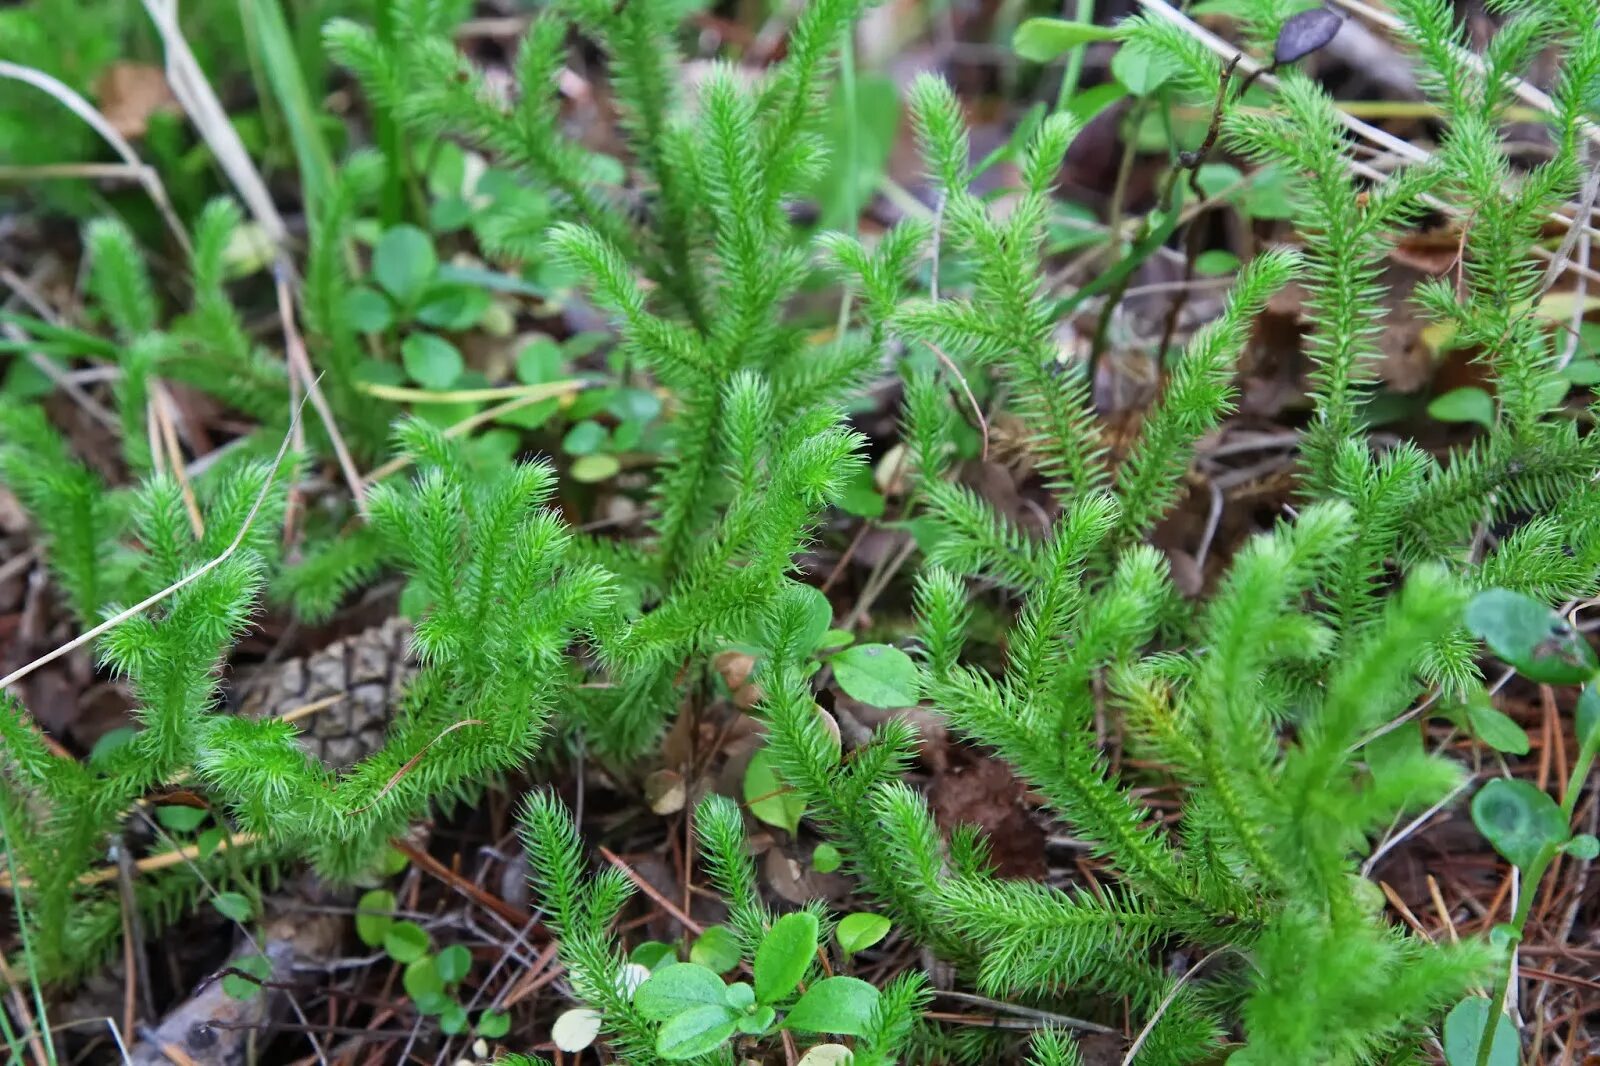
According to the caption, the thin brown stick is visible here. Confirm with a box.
[597,846,705,935]
[346,719,484,815]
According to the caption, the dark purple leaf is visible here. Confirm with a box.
[1275,7,1343,66]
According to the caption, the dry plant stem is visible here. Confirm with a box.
[0,61,190,257]
[0,953,50,1066]
[0,395,303,693]
[1120,945,1232,1065]
[141,0,289,248]
[274,263,369,516]
[596,846,705,935]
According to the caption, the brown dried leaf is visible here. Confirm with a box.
[95,63,178,139]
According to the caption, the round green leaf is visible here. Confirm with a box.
[439,1001,469,1034]
[222,952,271,1001]
[416,284,490,330]
[836,468,886,519]
[1562,833,1598,860]
[1466,701,1530,756]
[404,956,445,1004]
[197,828,224,860]
[783,975,881,1036]
[435,943,471,984]
[515,337,564,385]
[607,387,663,423]
[812,843,842,874]
[1013,18,1120,62]
[691,925,742,974]
[830,644,921,707]
[211,891,254,923]
[571,453,621,483]
[656,1004,739,1060]
[634,962,729,1020]
[1471,778,1568,871]
[737,1005,776,1035]
[744,748,806,835]
[355,889,396,948]
[1428,386,1495,429]
[1443,997,1518,1066]
[384,920,431,964]
[373,225,438,305]
[1194,249,1240,276]
[724,981,755,1011]
[341,286,393,333]
[562,420,608,456]
[401,333,464,391]
[835,912,891,955]
[553,1007,602,1052]
[476,1009,511,1039]
[754,911,818,1005]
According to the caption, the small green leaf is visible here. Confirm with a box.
[355,889,396,948]
[1194,249,1240,276]
[476,1009,511,1039]
[342,286,393,333]
[1466,701,1530,756]
[607,387,663,423]
[1472,778,1568,870]
[403,956,445,1004]
[1013,18,1120,62]
[376,847,409,877]
[744,749,806,835]
[384,921,430,964]
[754,911,818,1005]
[1562,833,1598,860]
[738,1005,777,1035]
[211,891,254,923]
[1466,589,1597,684]
[1443,997,1518,1066]
[1110,46,1179,96]
[631,940,678,971]
[817,630,854,652]
[795,584,835,653]
[836,467,886,518]
[1578,684,1600,747]
[812,843,843,874]
[830,644,920,707]
[724,981,755,1011]
[562,419,608,456]
[416,284,490,330]
[401,332,464,390]
[835,913,891,955]
[571,453,621,483]
[691,925,742,974]
[440,1001,469,1034]
[373,225,438,305]
[515,337,564,384]
[553,1007,601,1051]
[784,976,881,1036]
[156,805,207,832]
[634,963,729,1020]
[222,952,271,1001]
[435,943,471,984]
[656,1004,739,1060]
[196,828,224,860]
[1428,386,1495,428]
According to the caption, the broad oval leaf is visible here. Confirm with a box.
[1466,701,1529,756]
[830,644,920,708]
[754,911,819,1005]
[835,912,891,955]
[1466,589,1597,685]
[1442,997,1518,1066]
[211,891,254,923]
[403,957,444,1003]
[384,920,430,964]
[1013,18,1120,63]
[476,1009,511,1039]
[1427,386,1494,429]
[221,953,271,1001]
[784,976,882,1036]
[656,1003,738,1060]
[401,332,464,391]
[1563,833,1599,859]
[435,943,471,984]
[1471,778,1568,870]
[634,963,729,1020]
